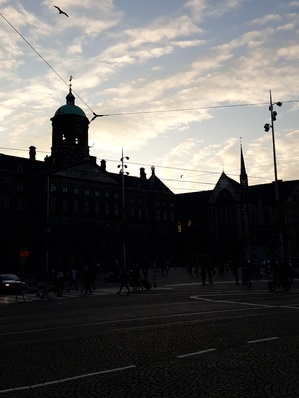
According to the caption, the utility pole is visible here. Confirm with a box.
[264,90,284,264]
[118,149,129,269]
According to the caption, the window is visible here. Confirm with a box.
[63,199,68,211]
[105,203,109,215]
[105,192,110,198]
[17,198,23,211]
[17,184,23,192]
[156,210,160,221]
[114,204,119,215]
[74,199,79,212]
[114,193,119,199]
[139,209,142,220]
[74,187,79,194]
[95,190,100,197]
[85,189,90,196]
[95,202,100,214]
[85,201,89,213]
[62,186,68,193]
[50,184,56,193]
[50,197,56,211]
[4,196,10,210]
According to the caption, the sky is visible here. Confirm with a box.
[1,0,299,194]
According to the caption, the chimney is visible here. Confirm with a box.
[100,159,106,171]
[140,167,147,179]
[29,146,36,161]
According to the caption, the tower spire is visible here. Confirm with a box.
[240,137,248,186]
[66,75,75,105]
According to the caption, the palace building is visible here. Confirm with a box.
[1,89,299,277]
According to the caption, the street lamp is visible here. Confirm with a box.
[264,90,283,263]
[117,149,129,269]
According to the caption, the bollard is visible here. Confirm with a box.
[153,261,157,288]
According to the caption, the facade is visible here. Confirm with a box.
[175,149,299,268]
[1,89,299,277]
[0,89,175,276]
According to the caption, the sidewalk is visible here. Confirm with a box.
[96,267,267,290]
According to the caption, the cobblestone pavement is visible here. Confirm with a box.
[1,272,299,397]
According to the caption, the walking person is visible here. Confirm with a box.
[206,262,214,284]
[188,263,193,279]
[56,271,64,297]
[68,269,78,291]
[117,267,130,295]
[90,266,97,290]
[200,263,207,285]
[81,266,92,295]
[245,260,253,287]
[230,259,239,285]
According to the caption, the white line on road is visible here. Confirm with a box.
[0,306,270,337]
[177,348,216,358]
[247,337,279,344]
[0,365,136,394]
[190,296,275,308]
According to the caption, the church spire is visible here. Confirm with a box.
[240,138,248,186]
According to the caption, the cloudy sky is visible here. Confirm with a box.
[1,0,299,193]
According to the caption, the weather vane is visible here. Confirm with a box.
[69,75,73,90]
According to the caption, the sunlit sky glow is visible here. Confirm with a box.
[1,0,299,193]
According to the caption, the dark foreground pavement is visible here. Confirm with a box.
[1,270,299,397]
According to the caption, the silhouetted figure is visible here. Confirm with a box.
[206,262,214,284]
[81,266,92,295]
[230,260,239,285]
[131,264,142,291]
[68,269,78,291]
[117,268,130,295]
[56,271,64,296]
[188,263,193,279]
[201,264,207,285]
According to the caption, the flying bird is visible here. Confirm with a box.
[54,6,69,17]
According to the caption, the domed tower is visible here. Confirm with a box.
[46,87,90,166]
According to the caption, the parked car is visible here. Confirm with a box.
[0,274,26,294]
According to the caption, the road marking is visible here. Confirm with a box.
[0,307,269,337]
[178,348,216,358]
[190,296,275,307]
[247,337,279,344]
[0,365,136,394]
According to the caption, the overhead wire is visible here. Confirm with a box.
[0,12,94,114]
[1,11,299,192]
[1,12,299,119]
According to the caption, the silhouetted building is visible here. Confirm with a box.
[0,89,175,276]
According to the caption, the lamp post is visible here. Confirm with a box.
[117,149,129,269]
[264,90,283,263]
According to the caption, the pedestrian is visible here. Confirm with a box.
[206,262,214,284]
[201,263,207,285]
[68,269,78,291]
[230,259,239,285]
[117,267,130,295]
[90,266,97,290]
[188,263,193,278]
[56,271,64,296]
[245,260,253,287]
[131,264,143,291]
[165,261,170,275]
[81,266,92,295]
